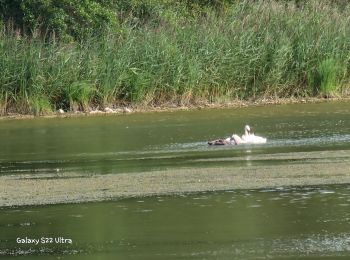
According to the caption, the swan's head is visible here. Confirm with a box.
[245,125,251,134]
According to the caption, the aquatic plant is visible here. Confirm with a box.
[1,0,350,115]
[29,96,52,116]
[308,58,345,97]
[67,81,96,111]
[317,59,342,97]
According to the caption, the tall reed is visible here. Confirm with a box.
[1,0,350,115]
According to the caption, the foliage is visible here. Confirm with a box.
[0,0,350,114]
[67,81,95,111]
[308,59,343,97]
[0,0,118,40]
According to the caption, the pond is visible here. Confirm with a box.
[1,185,350,259]
[1,101,350,258]
[1,101,350,175]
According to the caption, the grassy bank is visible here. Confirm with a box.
[1,0,350,115]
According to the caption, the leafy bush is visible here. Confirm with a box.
[0,0,118,40]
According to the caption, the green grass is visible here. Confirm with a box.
[308,59,343,97]
[1,0,350,115]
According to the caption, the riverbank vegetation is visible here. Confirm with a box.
[1,0,350,115]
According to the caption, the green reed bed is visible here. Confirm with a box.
[1,0,350,115]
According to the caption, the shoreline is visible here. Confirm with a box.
[2,161,350,207]
[1,97,350,120]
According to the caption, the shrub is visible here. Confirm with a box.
[0,0,119,40]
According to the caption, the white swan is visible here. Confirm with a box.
[233,125,267,144]
[208,125,266,145]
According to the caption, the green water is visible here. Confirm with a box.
[1,101,350,175]
[1,101,350,259]
[1,186,350,259]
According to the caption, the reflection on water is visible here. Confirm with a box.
[1,102,350,259]
[1,101,350,175]
[1,184,350,259]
